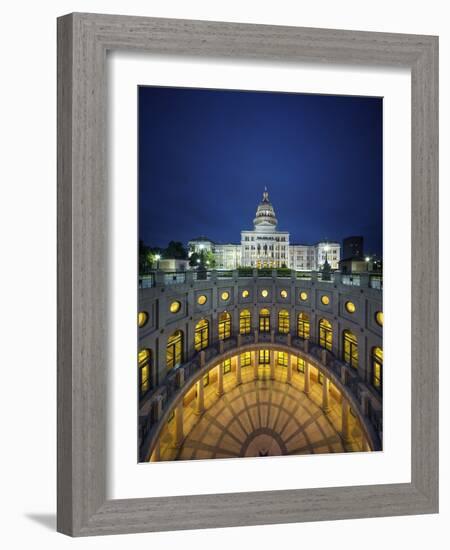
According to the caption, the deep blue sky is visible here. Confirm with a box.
[139,86,382,256]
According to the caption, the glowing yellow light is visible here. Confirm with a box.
[280,289,288,299]
[261,289,269,298]
[197,295,207,305]
[169,301,181,313]
[376,311,384,326]
[221,291,230,301]
[345,301,356,313]
[138,348,150,364]
[321,295,330,305]
[242,289,249,298]
[138,311,148,328]
[300,291,308,301]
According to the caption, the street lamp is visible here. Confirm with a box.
[365,256,370,272]
[154,254,161,270]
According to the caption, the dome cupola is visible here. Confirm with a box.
[253,187,278,231]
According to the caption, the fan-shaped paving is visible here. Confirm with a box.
[158,366,364,461]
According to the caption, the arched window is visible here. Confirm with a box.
[239,309,251,335]
[218,311,231,340]
[278,309,290,334]
[194,319,209,351]
[138,348,151,396]
[343,330,358,369]
[259,308,270,332]
[297,312,310,339]
[372,346,383,390]
[319,319,333,351]
[166,330,183,370]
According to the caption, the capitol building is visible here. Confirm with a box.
[188,188,340,271]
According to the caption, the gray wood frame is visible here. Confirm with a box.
[57,12,438,537]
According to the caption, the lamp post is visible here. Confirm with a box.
[365,256,370,272]
[154,254,161,270]
[321,245,331,281]
[196,252,207,280]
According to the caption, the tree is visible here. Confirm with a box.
[139,240,163,273]
[189,252,200,267]
[163,241,188,259]
[189,250,216,269]
[139,240,152,274]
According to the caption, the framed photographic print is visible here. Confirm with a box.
[57,13,438,536]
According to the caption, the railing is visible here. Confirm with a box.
[139,274,155,289]
[341,274,361,286]
[139,268,382,290]
[139,329,383,458]
[370,275,383,290]
[164,271,186,285]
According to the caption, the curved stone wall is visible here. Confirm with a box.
[138,271,382,461]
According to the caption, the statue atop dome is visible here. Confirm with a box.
[253,187,278,231]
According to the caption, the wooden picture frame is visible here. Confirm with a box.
[57,12,438,536]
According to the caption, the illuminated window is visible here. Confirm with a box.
[259,308,270,332]
[239,309,251,335]
[258,349,270,365]
[280,289,288,299]
[372,347,383,390]
[299,291,308,301]
[138,348,151,396]
[138,348,150,363]
[343,330,358,369]
[194,319,209,351]
[221,291,230,301]
[166,330,183,370]
[278,309,290,333]
[297,312,310,339]
[138,311,148,328]
[242,289,249,298]
[375,311,384,326]
[218,311,231,340]
[197,295,207,305]
[261,289,269,298]
[203,372,210,387]
[169,300,181,313]
[297,357,305,373]
[321,295,330,306]
[319,319,333,351]
[345,301,356,313]
[318,371,324,384]
[240,351,251,367]
[277,351,288,367]
[223,358,232,374]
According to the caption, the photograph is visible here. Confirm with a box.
[137,85,383,463]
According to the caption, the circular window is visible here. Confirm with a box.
[261,289,269,298]
[375,311,384,326]
[321,295,330,305]
[197,295,207,305]
[299,291,308,301]
[169,300,181,313]
[345,301,356,313]
[221,291,230,301]
[138,311,148,328]
[280,289,288,299]
[242,289,249,298]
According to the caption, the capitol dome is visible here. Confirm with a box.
[253,187,278,231]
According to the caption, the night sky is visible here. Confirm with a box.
[139,86,382,256]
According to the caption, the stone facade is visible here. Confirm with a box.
[138,271,383,461]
